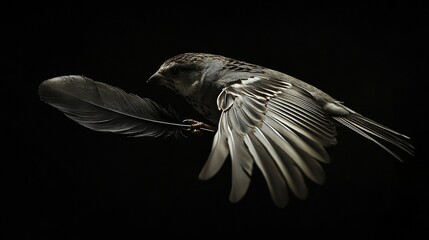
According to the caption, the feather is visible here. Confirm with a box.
[264,116,331,164]
[199,114,229,180]
[38,75,191,138]
[327,102,414,160]
[225,123,253,202]
[261,121,325,185]
[253,128,308,199]
[333,115,413,162]
[244,133,289,207]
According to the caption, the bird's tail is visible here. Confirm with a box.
[329,104,414,161]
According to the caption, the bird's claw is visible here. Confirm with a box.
[182,119,217,136]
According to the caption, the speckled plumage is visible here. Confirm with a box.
[148,53,414,207]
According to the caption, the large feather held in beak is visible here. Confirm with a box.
[38,75,190,138]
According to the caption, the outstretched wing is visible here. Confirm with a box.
[199,76,338,207]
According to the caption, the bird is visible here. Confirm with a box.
[39,53,414,207]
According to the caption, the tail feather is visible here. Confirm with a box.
[333,113,414,161]
[346,114,414,154]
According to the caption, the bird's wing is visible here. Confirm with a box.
[199,76,338,207]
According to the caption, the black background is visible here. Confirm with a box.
[10,2,428,238]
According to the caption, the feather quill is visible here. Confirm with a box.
[38,75,191,138]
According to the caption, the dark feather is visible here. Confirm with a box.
[38,75,190,138]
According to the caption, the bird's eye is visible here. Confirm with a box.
[169,66,183,77]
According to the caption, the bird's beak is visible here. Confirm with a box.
[146,72,164,84]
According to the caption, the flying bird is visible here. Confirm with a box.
[39,53,414,207]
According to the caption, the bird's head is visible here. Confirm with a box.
[147,53,226,97]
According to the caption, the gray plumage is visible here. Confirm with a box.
[148,53,414,207]
[39,75,188,138]
[39,53,414,207]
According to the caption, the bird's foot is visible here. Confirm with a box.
[182,119,217,136]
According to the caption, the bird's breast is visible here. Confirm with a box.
[184,82,222,125]
[185,95,221,125]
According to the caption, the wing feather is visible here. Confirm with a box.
[199,115,229,180]
[253,127,308,199]
[204,75,337,206]
[244,134,289,207]
[264,116,330,163]
[261,121,325,184]
[226,122,253,202]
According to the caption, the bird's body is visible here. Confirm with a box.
[148,53,414,207]
[151,53,345,125]
[40,53,414,207]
